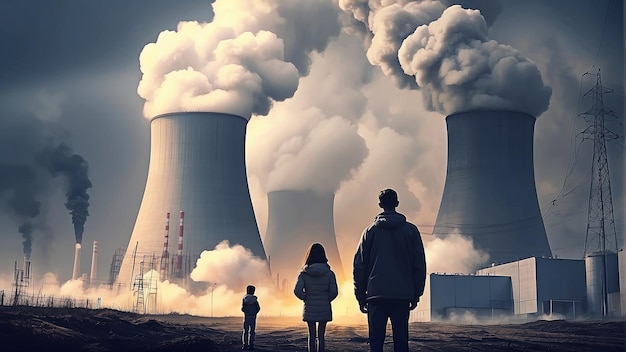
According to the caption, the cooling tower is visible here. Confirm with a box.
[263,190,345,285]
[116,112,267,287]
[433,110,552,265]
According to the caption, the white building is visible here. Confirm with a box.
[478,257,586,318]
[416,257,592,322]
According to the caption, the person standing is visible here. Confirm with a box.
[241,284,261,350]
[353,188,427,352]
[294,243,339,352]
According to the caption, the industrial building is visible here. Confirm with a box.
[115,112,267,289]
[433,111,552,265]
[263,189,345,289]
[415,253,624,322]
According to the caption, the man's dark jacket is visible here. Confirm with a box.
[353,210,426,303]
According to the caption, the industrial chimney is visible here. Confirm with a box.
[116,112,267,287]
[90,240,98,285]
[263,189,344,285]
[72,243,81,280]
[433,110,552,265]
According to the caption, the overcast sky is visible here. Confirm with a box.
[0,0,623,282]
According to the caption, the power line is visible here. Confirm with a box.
[593,0,612,65]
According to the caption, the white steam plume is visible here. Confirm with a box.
[367,1,447,88]
[190,240,269,291]
[137,0,342,119]
[249,106,367,194]
[398,5,552,116]
[339,1,552,116]
[246,32,370,195]
[424,232,489,273]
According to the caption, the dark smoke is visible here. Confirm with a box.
[37,143,92,244]
[0,109,91,252]
[0,111,51,256]
[18,222,34,258]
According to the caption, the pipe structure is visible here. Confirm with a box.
[90,240,98,285]
[116,112,267,287]
[263,189,345,284]
[433,110,552,266]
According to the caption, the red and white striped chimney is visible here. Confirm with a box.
[176,211,184,277]
[159,212,171,280]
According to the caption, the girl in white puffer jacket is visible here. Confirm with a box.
[294,243,339,352]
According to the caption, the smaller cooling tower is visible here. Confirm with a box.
[263,190,344,285]
[433,110,552,265]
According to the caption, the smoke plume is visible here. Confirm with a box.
[37,143,92,244]
[246,32,371,202]
[190,240,269,291]
[250,107,368,194]
[0,112,54,256]
[137,0,342,119]
[18,222,34,258]
[339,1,551,116]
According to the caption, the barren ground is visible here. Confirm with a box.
[0,306,624,351]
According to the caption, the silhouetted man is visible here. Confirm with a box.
[353,188,427,352]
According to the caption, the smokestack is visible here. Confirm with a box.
[159,212,171,280]
[175,211,184,278]
[263,189,344,283]
[116,112,267,286]
[23,256,31,285]
[72,243,82,280]
[90,240,98,284]
[433,111,552,265]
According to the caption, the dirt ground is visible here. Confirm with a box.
[0,306,624,351]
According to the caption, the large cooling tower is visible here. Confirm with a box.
[263,190,345,285]
[116,112,267,287]
[433,110,552,265]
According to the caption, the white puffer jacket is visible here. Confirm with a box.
[294,263,339,322]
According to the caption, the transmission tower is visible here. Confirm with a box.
[578,68,620,256]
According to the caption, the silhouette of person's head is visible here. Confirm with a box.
[378,188,399,211]
[304,243,328,265]
[246,285,256,294]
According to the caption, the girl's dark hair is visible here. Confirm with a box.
[304,243,328,265]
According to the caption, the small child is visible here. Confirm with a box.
[241,284,261,350]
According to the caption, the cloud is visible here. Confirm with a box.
[190,241,269,291]
[136,0,342,119]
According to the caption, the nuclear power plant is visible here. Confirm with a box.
[433,110,553,265]
[115,112,267,288]
[263,189,345,287]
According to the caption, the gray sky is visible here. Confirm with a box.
[0,0,623,283]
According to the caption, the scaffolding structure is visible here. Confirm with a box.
[132,254,159,314]
[107,247,125,287]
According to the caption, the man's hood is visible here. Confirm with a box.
[373,211,407,230]
[243,294,257,304]
[302,263,331,277]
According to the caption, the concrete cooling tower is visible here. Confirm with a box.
[116,112,267,287]
[263,190,345,286]
[433,110,552,265]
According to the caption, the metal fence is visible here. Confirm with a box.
[0,289,101,309]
